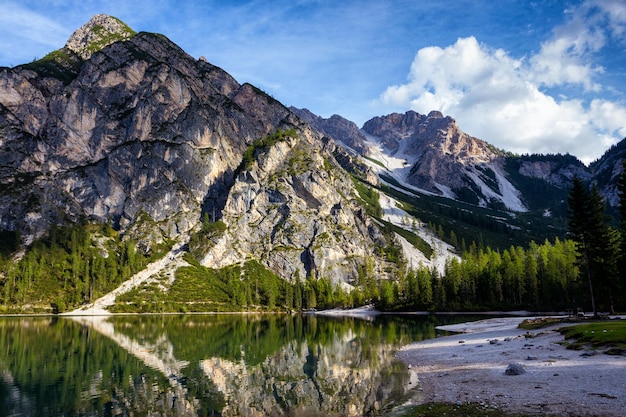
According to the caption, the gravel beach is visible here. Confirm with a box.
[396,317,626,416]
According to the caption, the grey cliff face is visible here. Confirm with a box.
[201,131,388,283]
[290,107,369,154]
[362,110,501,195]
[314,108,617,212]
[517,158,590,188]
[1,31,268,242]
[0,15,395,282]
[589,139,626,206]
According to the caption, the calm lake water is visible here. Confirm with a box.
[0,314,477,417]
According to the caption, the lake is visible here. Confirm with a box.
[0,313,476,416]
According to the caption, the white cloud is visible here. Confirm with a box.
[378,1,626,164]
[594,0,626,38]
[588,99,626,138]
[0,3,67,48]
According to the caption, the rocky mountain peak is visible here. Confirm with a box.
[1,18,396,284]
[427,110,444,119]
[290,107,369,153]
[65,14,136,60]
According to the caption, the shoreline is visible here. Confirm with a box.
[0,307,584,318]
[396,316,626,416]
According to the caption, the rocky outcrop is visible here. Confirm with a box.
[363,111,499,187]
[65,14,136,60]
[517,158,589,187]
[360,110,526,210]
[589,138,626,206]
[290,107,369,154]
[201,129,388,283]
[308,109,620,212]
[1,29,263,243]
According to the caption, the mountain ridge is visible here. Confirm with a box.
[0,15,398,294]
[1,14,624,314]
[292,107,622,214]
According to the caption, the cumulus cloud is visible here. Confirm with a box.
[379,0,626,164]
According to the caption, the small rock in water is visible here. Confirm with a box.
[505,362,526,375]
[489,339,499,345]
[526,356,538,360]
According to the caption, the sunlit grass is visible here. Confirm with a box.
[559,321,626,353]
[518,317,572,330]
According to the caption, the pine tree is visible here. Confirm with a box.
[568,176,596,315]
[588,185,618,313]
[293,270,303,310]
[617,159,626,307]
[567,177,617,316]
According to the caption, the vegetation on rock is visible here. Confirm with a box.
[236,128,298,176]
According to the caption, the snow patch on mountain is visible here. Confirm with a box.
[361,131,439,196]
[492,167,527,212]
[359,130,526,212]
[465,166,527,212]
[378,192,458,274]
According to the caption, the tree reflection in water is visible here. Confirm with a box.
[0,314,470,416]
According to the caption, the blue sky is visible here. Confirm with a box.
[1,0,625,164]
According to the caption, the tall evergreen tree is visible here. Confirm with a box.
[567,176,617,316]
[588,185,619,313]
[567,176,596,316]
[616,159,626,307]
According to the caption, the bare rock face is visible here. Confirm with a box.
[201,129,388,283]
[290,107,369,154]
[1,29,258,242]
[588,138,626,206]
[363,111,427,153]
[302,109,602,212]
[517,158,590,188]
[0,14,394,282]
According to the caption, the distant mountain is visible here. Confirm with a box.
[361,110,527,211]
[589,139,626,207]
[293,108,608,214]
[288,107,369,154]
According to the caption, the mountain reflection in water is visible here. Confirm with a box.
[0,314,473,416]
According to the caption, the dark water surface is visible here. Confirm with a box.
[0,313,477,416]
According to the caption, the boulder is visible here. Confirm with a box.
[505,363,526,375]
